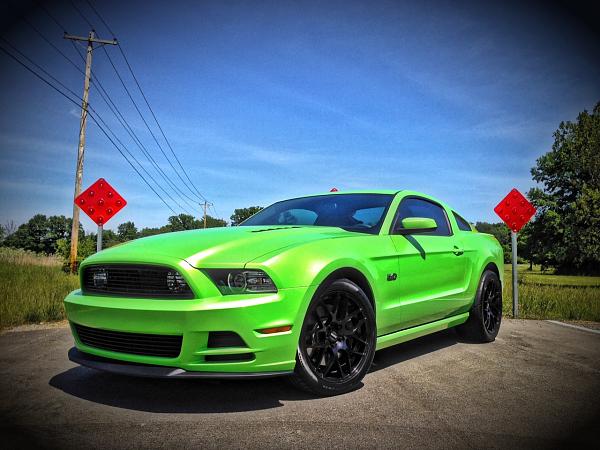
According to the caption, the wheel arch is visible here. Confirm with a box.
[483,261,500,279]
[316,267,376,313]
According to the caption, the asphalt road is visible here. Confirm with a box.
[1,319,599,449]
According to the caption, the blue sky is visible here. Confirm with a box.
[0,0,598,231]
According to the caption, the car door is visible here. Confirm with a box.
[389,196,468,329]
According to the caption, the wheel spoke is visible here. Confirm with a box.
[336,296,347,321]
[336,358,345,377]
[345,349,353,372]
[351,318,365,334]
[323,351,336,376]
[351,335,368,345]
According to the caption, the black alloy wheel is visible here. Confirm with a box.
[290,278,376,396]
[456,269,503,342]
[481,274,502,334]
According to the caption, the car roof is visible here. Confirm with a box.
[301,190,456,212]
[306,189,403,196]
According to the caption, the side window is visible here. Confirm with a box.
[394,197,451,236]
[353,206,386,228]
[453,211,472,232]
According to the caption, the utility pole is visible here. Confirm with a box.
[202,200,213,228]
[511,230,519,318]
[65,31,117,273]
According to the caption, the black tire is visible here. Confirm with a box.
[456,269,502,342]
[289,278,376,396]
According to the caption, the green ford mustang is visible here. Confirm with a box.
[64,190,503,395]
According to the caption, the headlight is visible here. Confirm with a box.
[204,269,277,295]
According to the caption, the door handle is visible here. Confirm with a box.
[453,246,464,256]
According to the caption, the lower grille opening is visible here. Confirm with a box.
[207,331,246,348]
[205,353,255,363]
[73,323,182,358]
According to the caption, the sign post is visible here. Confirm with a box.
[97,224,103,252]
[511,230,518,317]
[494,188,536,318]
[74,178,127,259]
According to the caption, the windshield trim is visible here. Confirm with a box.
[239,193,394,235]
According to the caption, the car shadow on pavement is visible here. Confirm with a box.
[48,328,463,414]
[370,328,460,373]
[49,368,314,413]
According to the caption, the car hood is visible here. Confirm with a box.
[84,225,354,267]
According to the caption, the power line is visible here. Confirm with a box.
[24,10,200,214]
[67,0,94,29]
[28,2,209,216]
[0,43,180,216]
[117,46,208,202]
[33,0,69,32]
[69,41,201,212]
[0,36,81,103]
[84,0,115,36]
[101,46,207,202]
[84,0,208,202]
[21,17,84,75]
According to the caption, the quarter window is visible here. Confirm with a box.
[394,197,451,237]
[453,212,472,232]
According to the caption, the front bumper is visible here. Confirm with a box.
[64,285,313,375]
[68,347,293,378]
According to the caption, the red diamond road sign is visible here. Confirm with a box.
[494,188,536,232]
[74,178,127,226]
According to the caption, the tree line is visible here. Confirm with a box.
[1,103,598,274]
[0,208,262,267]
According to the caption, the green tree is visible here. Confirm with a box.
[527,102,600,274]
[204,215,227,228]
[3,215,72,254]
[165,214,226,231]
[230,206,263,225]
[4,214,48,252]
[475,222,511,263]
[100,229,121,248]
[138,227,163,238]
[117,221,138,242]
[46,216,72,251]
[166,214,202,231]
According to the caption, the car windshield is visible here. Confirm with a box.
[240,193,394,234]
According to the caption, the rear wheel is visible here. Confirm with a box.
[290,279,376,396]
[456,269,502,342]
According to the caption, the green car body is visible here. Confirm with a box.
[64,190,503,382]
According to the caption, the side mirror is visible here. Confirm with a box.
[396,217,438,235]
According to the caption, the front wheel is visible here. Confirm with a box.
[290,279,376,396]
[456,269,502,342]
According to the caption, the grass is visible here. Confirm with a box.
[0,248,598,329]
[502,264,600,321]
[0,248,79,329]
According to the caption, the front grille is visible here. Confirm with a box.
[74,323,183,358]
[82,264,194,299]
